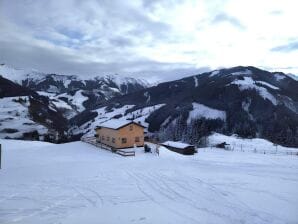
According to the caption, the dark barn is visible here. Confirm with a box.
[161,141,196,155]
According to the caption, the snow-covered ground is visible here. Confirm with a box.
[208,133,298,155]
[0,139,298,224]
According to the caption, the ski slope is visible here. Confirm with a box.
[0,139,298,224]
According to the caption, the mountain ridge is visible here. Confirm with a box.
[1,64,297,147]
[0,64,151,87]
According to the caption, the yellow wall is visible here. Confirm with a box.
[96,123,144,149]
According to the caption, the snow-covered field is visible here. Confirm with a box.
[208,133,298,155]
[0,139,298,224]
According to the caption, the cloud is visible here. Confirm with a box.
[0,27,205,82]
[211,12,245,30]
[271,41,298,52]
[269,10,283,16]
[0,0,298,81]
[108,37,134,48]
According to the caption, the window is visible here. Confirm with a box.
[121,138,127,144]
[129,125,133,131]
[107,136,110,141]
[112,138,115,143]
[135,137,140,142]
[102,136,105,140]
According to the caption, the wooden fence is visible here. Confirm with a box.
[212,144,298,156]
[81,137,135,157]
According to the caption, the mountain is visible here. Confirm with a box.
[0,64,150,141]
[286,73,298,81]
[0,64,150,114]
[0,75,68,141]
[1,64,298,146]
[0,64,149,94]
[0,75,35,97]
[72,66,298,147]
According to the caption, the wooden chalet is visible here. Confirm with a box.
[95,119,145,149]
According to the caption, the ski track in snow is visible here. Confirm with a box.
[0,140,297,224]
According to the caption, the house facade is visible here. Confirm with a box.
[95,119,145,149]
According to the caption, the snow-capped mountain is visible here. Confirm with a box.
[0,64,150,140]
[286,73,298,81]
[0,64,150,116]
[72,66,298,147]
[0,64,149,94]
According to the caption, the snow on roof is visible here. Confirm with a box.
[162,141,194,149]
[96,119,144,130]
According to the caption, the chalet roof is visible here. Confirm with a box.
[161,141,194,149]
[95,119,145,130]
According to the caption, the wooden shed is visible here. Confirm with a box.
[95,119,145,149]
[161,141,196,155]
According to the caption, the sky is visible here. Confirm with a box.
[0,0,298,82]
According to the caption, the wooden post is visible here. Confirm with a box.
[0,144,2,169]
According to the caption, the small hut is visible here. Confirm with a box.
[161,141,196,155]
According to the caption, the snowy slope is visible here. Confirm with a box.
[36,91,78,119]
[72,104,165,137]
[125,104,165,126]
[187,103,226,123]
[71,105,134,136]
[69,90,88,112]
[0,97,48,139]
[230,77,278,105]
[0,139,297,224]
[102,74,150,93]
[0,64,43,84]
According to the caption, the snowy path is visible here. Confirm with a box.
[0,140,298,224]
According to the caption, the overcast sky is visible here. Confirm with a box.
[0,0,297,82]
